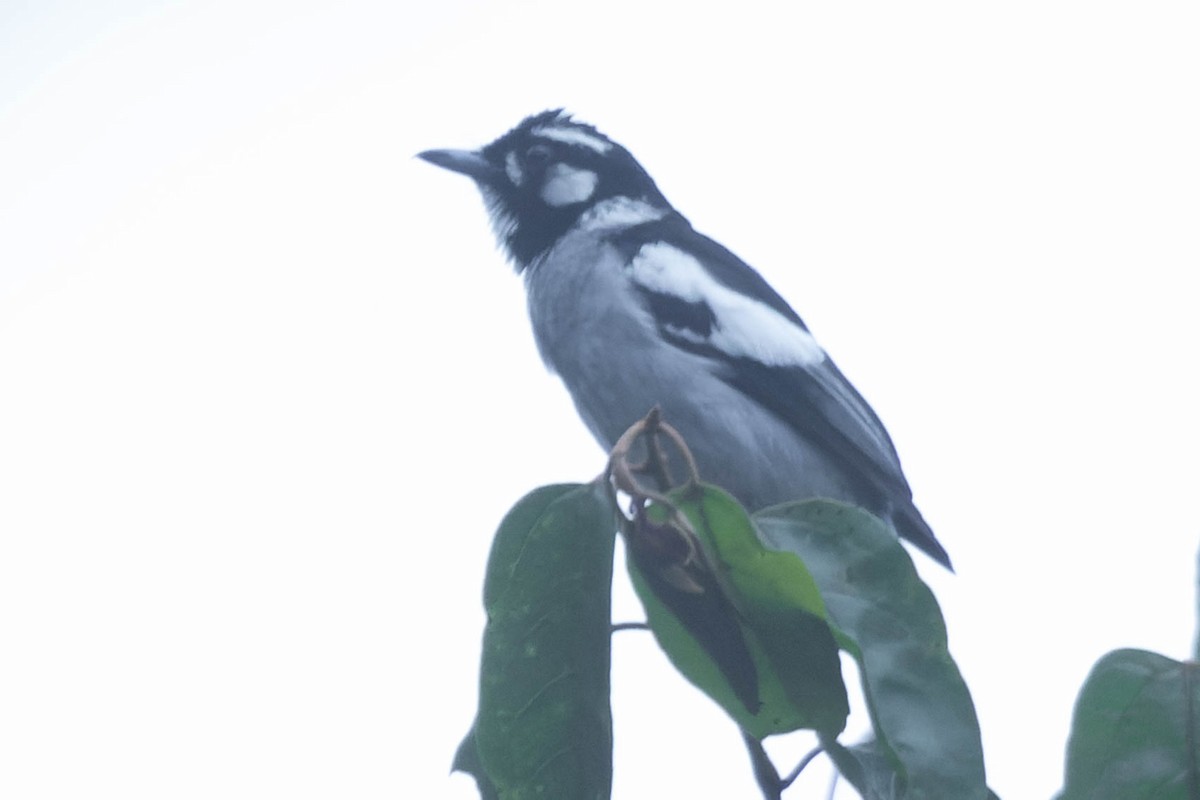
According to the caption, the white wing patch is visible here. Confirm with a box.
[540,163,599,207]
[628,243,825,368]
[531,125,613,154]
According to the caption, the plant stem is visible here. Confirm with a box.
[741,733,782,800]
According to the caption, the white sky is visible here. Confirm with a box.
[2,1,1198,798]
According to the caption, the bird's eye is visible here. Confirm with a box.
[524,144,552,167]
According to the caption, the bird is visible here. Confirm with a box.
[418,110,951,569]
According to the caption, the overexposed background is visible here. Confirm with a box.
[2,2,1198,798]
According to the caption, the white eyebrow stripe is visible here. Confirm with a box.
[628,243,826,368]
[530,125,613,154]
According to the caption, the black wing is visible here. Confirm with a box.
[610,216,950,567]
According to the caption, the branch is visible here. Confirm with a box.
[781,745,824,789]
[741,733,783,800]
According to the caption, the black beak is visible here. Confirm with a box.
[417,149,502,183]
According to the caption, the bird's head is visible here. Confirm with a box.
[419,110,671,269]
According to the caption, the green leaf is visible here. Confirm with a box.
[626,484,848,739]
[824,738,903,800]
[459,483,617,800]
[452,727,499,800]
[625,519,764,720]
[756,500,987,800]
[1194,546,1200,662]
[825,739,1004,800]
[1059,648,1200,800]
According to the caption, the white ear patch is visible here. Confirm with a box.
[540,163,599,207]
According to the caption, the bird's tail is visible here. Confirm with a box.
[895,504,953,571]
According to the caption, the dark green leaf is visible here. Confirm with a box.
[452,726,499,800]
[461,483,617,800]
[626,484,847,739]
[625,517,762,717]
[1059,648,1200,800]
[824,738,903,800]
[826,739,1004,800]
[1194,546,1200,662]
[756,500,987,799]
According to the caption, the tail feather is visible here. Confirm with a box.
[894,504,953,571]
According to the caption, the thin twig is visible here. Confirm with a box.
[608,408,704,494]
[654,418,703,487]
[781,745,825,789]
[741,732,783,800]
[633,416,674,491]
[610,622,651,633]
[608,418,700,550]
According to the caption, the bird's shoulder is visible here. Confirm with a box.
[601,212,910,494]
[606,213,809,330]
